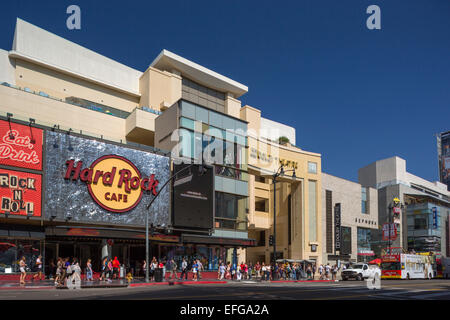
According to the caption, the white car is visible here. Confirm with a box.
[341,263,381,281]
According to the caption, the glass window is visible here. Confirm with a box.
[209,111,223,128]
[0,240,42,273]
[308,162,317,174]
[215,192,248,231]
[179,129,194,159]
[195,106,209,123]
[180,117,195,131]
[357,227,371,250]
[341,227,352,254]
[180,101,196,119]
[361,187,367,214]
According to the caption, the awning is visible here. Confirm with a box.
[45,227,179,243]
[182,234,256,247]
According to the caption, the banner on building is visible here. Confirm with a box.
[0,168,42,217]
[0,119,43,171]
[334,203,341,251]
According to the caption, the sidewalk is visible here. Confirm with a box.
[0,276,339,290]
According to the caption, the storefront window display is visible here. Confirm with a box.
[0,240,42,273]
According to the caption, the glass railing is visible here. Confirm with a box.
[135,106,162,116]
[0,82,133,120]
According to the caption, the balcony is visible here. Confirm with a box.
[125,107,159,146]
[249,210,271,230]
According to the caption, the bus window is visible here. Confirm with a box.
[381,262,401,270]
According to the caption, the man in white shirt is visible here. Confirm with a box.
[33,255,43,281]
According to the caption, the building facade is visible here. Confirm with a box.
[321,173,378,265]
[242,106,323,266]
[358,156,450,258]
[0,18,323,274]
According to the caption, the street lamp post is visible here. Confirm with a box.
[271,164,296,265]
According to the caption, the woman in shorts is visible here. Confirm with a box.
[19,256,27,285]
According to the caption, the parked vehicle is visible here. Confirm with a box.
[341,263,381,281]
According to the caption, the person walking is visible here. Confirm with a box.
[86,259,93,281]
[99,257,107,281]
[112,256,120,279]
[255,262,261,280]
[313,264,317,280]
[168,259,178,280]
[19,256,27,285]
[225,262,231,279]
[54,258,62,285]
[306,264,312,280]
[331,264,337,281]
[197,259,203,281]
[219,263,226,280]
[69,258,82,288]
[107,259,113,282]
[318,264,324,280]
[325,264,331,280]
[261,263,266,281]
[217,259,222,279]
[179,258,188,281]
[248,263,253,280]
[32,255,43,281]
[192,260,198,281]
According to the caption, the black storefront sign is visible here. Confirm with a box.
[334,203,341,251]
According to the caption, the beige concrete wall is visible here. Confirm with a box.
[240,105,261,134]
[14,59,139,112]
[155,102,179,153]
[0,49,15,85]
[225,94,241,118]
[0,84,126,141]
[140,67,182,111]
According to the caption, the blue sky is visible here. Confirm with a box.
[0,0,449,183]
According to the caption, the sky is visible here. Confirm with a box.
[0,0,449,183]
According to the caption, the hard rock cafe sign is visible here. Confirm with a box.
[64,155,159,213]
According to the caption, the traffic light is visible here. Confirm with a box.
[269,235,274,246]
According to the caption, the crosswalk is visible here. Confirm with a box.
[328,285,450,300]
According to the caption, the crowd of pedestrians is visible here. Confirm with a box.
[18,254,351,285]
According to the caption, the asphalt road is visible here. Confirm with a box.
[0,279,449,300]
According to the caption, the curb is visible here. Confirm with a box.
[130,281,228,287]
[0,286,55,290]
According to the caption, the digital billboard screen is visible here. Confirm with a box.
[172,163,214,230]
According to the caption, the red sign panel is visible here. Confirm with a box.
[0,168,42,217]
[0,120,43,171]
